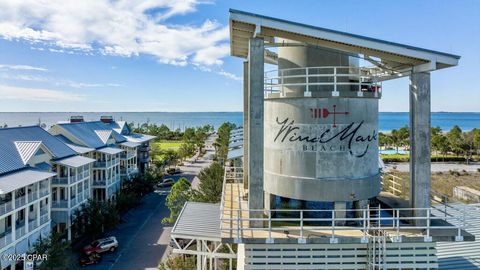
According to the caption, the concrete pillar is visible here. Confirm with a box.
[248,37,264,227]
[334,202,346,226]
[409,72,431,226]
[243,61,249,190]
[354,199,368,219]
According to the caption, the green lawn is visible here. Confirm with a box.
[151,140,184,162]
[152,140,183,150]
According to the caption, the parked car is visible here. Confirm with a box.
[79,253,101,267]
[166,167,181,175]
[157,178,175,188]
[83,236,118,255]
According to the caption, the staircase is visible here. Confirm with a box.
[367,230,387,270]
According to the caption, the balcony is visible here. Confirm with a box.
[94,161,107,168]
[28,219,38,232]
[139,145,150,152]
[0,230,12,249]
[39,188,49,198]
[52,177,68,185]
[40,213,49,225]
[27,191,38,202]
[264,66,383,99]
[52,200,68,209]
[120,152,136,160]
[15,223,26,239]
[92,179,107,186]
[15,196,26,209]
[0,201,13,216]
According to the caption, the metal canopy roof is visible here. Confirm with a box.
[171,202,221,241]
[54,155,96,168]
[227,148,243,160]
[229,9,460,74]
[120,141,141,148]
[228,140,243,149]
[97,147,124,155]
[0,168,56,194]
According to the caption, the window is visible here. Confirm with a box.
[35,148,45,156]
[29,205,34,212]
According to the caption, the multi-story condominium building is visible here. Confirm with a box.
[0,126,83,270]
[100,117,155,174]
[49,121,126,202]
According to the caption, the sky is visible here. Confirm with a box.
[0,0,478,112]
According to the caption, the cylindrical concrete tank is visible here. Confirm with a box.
[264,43,381,202]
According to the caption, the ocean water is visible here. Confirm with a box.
[0,112,479,132]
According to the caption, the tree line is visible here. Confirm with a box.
[380,125,480,161]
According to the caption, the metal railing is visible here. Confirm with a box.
[27,191,38,202]
[15,224,26,239]
[0,201,12,216]
[15,196,26,209]
[28,219,38,231]
[52,177,68,185]
[264,66,383,98]
[40,213,49,225]
[381,173,404,197]
[39,188,49,198]
[52,200,68,208]
[220,206,474,242]
[0,231,12,249]
[220,166,474,242]
[92,179,107,186]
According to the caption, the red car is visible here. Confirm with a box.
[79,253,101,267]
[83,236,118,255]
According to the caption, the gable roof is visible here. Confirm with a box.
[0,126,76,175]
[94,130,113,144]
[14,141,43,164]
[53,121,126,149]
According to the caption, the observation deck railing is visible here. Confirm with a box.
[220,166,476,243]
[264,66,384,98]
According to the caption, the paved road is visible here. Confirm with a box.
[84,136,216,270]
[385,162,480,172]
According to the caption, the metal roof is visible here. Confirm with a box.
[54,155,96,168]
[0,168,56,194]
[123,133,156,143]
[34,162,52,171]
[230,9,459,75]
[0,126,76,175]
[96,147,124,155]
[227,148,243,160]
[229,140,243,149]
[434,203,480,269]
[171,202,221,240]
[53,121,127,149]
[120,141,141,148]
[55,135,95,154]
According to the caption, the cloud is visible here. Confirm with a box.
[0,64,48,72]
[0,84,84,101]
[0,0,229,67]
[0,73,122,88]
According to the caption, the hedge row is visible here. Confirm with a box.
[382,155,469,163]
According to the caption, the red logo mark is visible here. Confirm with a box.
[310,105,349,127]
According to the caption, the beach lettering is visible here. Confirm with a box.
[273,117,377,158]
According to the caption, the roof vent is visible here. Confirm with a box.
[100,116,113,123]
[70,116,84,123]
